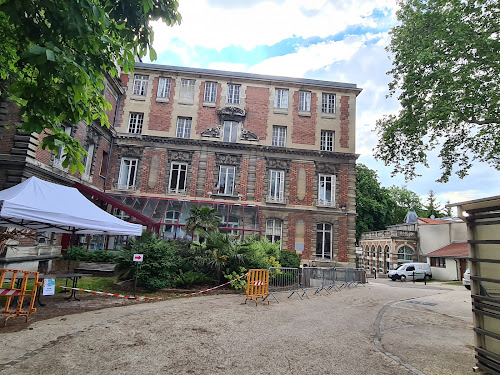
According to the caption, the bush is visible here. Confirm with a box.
[175,270,215,288]
[63,247,120,263]
[278,250,301,268]
[117,231,182,290]
[223,267,247,291]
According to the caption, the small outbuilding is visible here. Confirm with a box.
[426,241,469,280]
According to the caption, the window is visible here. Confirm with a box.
[226,84,240,105]
[272,126,286,147]
[223,121,238,143]
[157,77,171,98]
[128,113,144,134]
[99,151,109,177]
[267,170,285,203]
[132,75,148,96]
[397,246,414,261]
[322,93,335,114]
[168,162,188,194]
[318,174,335,206]
[274,89,288,109]
[266,219,282,244]
[430,257,446,268]
[180,79,195,101]
[320,130,334,151]
[218,166,235,195]
[299,91,311,112]
[55,125,72,163]
[117,158,138,189]
[204,82,218,102]
[176,117,192,138]
[316,223,332,259]
[82,143,95,178]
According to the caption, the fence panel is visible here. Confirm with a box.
[266,267,301,303]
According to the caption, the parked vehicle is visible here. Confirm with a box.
[388,263,432,282]
[463,269,471,290]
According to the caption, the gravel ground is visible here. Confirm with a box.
[0,279,475,375]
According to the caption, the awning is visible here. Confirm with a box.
[0,177,143,236]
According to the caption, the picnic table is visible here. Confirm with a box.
[8,273,91,305]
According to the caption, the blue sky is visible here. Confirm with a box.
[149,0,499,209]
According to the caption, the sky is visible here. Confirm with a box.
[148,0,499,209]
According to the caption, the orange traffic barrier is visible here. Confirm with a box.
[0,269,42,326]
[245,269,269,306]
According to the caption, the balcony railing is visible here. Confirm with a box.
[317,199,335,207]
[115,183,136,191]
[360,229,417,240]
[168,188,187,195]
[266,195,286,204]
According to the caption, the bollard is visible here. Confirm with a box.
[374,268,377,279]
[412,271,415,283]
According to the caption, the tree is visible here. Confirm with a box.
[184,205,221,241]
[387,185,425,224]
[0,0,181,173]
[423,189,444,218]
[375,0,499,182]
[355,164,396,239]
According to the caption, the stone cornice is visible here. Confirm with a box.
[115,134,358,162]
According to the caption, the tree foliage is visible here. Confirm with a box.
[355,164,396,239]
[387,185,425,224]
[375,0,500,182]
[184,205,221,241]
[0,0,181,173]
[422,189,445,218]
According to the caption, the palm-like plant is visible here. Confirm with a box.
[184,206,221,242]
[196,230,247,282]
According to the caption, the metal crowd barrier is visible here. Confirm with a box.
[265,267,301,303]
[265,266,367,302]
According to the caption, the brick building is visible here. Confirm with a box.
[0,63,361,266]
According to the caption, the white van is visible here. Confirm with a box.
[388,263,432,281]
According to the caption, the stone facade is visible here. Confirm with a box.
[0,64,361,266]
[108,63,361,265]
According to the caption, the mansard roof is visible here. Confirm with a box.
[134,62,362,95]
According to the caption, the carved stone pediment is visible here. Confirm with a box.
[266,158,291,171]
[217,106,246,118]
[201,126,221,138]
[315,162,336,174]
[169,150,193,163]
[216,153,242,165]
[118,146,142,158]
[240,128,259,141]
[217,106,246,122]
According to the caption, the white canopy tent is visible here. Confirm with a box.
[0,177,143,236]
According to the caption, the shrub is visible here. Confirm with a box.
[278,250,301,268]
[117,231,182,290]
[175,270,215,288]
[63,247,120,262]
[223,267,248,291]
[63,246,87,261]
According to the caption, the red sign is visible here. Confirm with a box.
[133,254,144,262]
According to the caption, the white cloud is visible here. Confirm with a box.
[152,0,398,52]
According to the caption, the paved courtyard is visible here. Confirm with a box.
[0,279,475,374]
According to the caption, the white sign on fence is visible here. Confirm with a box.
[43,278,55,295]
[133,254,144,262]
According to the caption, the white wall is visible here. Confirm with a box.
[429,258,462,280]
[419,222,467,254]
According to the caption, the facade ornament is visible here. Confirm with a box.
[266,158,291,171]
[217,106,246,122]
[240,128,259,141]
[169,150,193,163]
[201,126,221,138]
[216,153,242,165]
[315,161,336,174]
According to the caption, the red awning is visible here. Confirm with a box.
[73,183,156,229]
